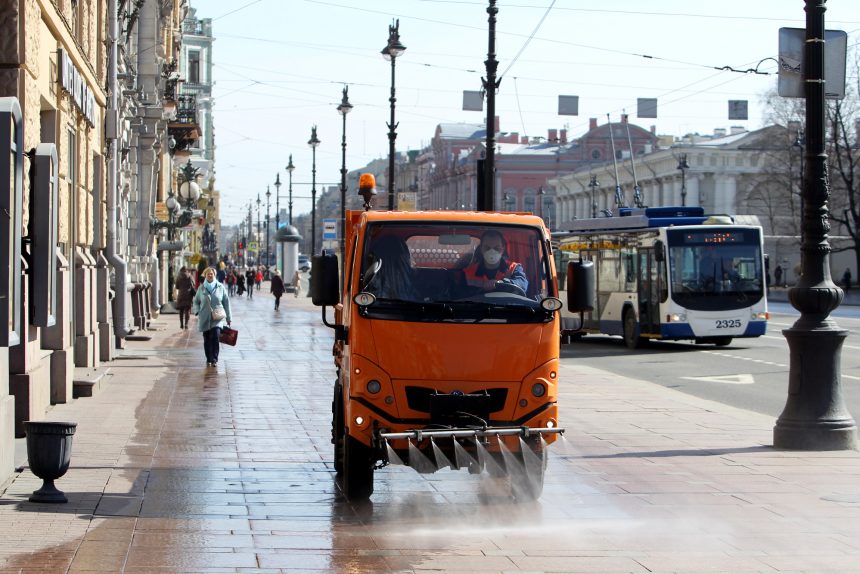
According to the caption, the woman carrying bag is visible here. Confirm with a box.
[192,267,232,367]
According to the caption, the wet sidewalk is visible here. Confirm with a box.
[1,281,859,573]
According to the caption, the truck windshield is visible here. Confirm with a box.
[666,227,764,311]
[357,223,554,323]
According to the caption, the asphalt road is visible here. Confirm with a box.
[560,301,860,420]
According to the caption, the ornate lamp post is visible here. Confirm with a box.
[588,175,599,218]
[382,19,406,211]
[286,155,295,226]
[337,85,353,273]
[256,192,261,266]
[774,0,857,450]
[677,154,690,207]
[265,184,271,270]
[308,126,320,255]
[481,0,499,211]
[274,172,281,232]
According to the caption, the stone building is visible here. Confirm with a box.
[425,116,658,228]
[0,0,187,489]
[549,123,856,286]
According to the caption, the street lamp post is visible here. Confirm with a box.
[337,85,353,279]
[481,0,499,211]
[265,184,271,270]
[588,175,599,218]
[677,154,690,207]
[382,19,406,211]
[773,0,857,450]
[308,126,320,255]
[274,173,281,233]
[286,155,295,225]
[256,192,261,267]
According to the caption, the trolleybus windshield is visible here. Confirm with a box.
[666,228,764,311]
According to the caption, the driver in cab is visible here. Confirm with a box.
[463,230,529,295]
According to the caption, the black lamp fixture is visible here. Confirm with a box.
[308,125,321,255]
[337,85,353,268]
[286,154,295,225]
[382,19,406,211]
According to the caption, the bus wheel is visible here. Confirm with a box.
[342,433,375,500]
[713,337,732,347]
[623,309,641,349]
[332,383,344,475]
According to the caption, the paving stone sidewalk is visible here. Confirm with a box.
[0,282,858,573]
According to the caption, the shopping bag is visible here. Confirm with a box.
[219,327,238,346]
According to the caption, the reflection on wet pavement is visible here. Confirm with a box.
[1,285,859,573]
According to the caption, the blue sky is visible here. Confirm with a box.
[198,0,860,225]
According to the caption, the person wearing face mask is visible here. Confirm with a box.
[462,229,528,295]
[192,266,232,367]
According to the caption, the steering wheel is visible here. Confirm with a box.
[493,279,527,297]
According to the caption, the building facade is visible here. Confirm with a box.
[0,0,188,489]
[426,117,659,228]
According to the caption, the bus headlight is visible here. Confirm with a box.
[751,312,769,320]
[531,383,547,397]
[667,313,686,322]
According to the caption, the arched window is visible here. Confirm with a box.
[591,149,601,160]
[524,192,535,214]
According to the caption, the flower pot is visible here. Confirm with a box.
[23,421,77,503]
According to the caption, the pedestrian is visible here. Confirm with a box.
[292,269,301,298]
[236,272,246,296]
[843,268,852,290]
[256,267,263,291]
[216,265,227,284]
[174,266,196,330]
[245,268,256,298]
[226,269,237,296]
[774,264,783,288]
[270,269,285,310]
[191,266,232,367]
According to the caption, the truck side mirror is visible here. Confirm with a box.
[311,253,339,306]
[567,260,595,312]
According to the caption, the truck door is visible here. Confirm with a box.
[638,249,660,336]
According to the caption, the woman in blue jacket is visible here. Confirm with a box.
[192,267,232,367]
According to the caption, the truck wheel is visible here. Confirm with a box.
[342,434,374,500]
[332,384,344,475]
[623,309,641,350]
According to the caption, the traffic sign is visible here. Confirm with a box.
[248,242,258,251]
[323,219,337,240]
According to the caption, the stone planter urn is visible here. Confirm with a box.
[23,421,77,503]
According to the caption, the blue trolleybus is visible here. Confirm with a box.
[555,206,768,349]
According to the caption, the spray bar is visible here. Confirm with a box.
[379,426,564,442]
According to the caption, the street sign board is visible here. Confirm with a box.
[323,219,337,239]
[248,241,258,251]
[778,28,847,99]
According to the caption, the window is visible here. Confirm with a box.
[188,50,200,84]
[591,149,601,160]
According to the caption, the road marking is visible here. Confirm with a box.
[761,334,860,351]
[683,374,755,385]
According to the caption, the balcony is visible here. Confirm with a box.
[167,94,200,154]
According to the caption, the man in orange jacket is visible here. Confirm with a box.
[463,229,528,295]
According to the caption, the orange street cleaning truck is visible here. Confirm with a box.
[312,210,590,500]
